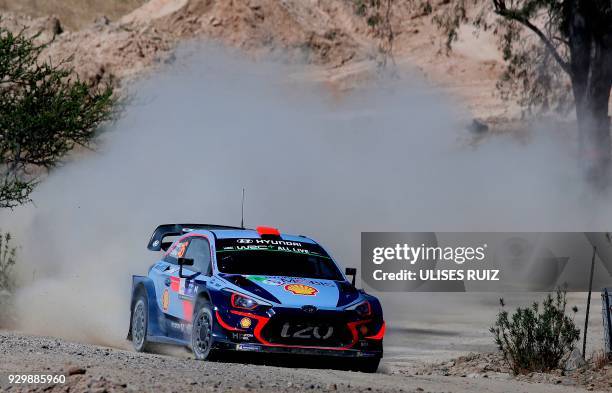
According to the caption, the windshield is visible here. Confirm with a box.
[215,238,344,281]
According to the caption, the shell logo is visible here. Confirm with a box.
[284,284,318,296]
[162,289,170,311]
[240,317,252,329]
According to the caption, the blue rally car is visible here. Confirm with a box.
[128,224,385,372]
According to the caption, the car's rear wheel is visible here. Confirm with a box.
[131,294,149,352]
[354,357,381,373]
[191,300,218,360]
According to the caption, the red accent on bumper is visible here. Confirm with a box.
[216,310,246,332]
[230,310,370,351]
[365,321,386,340]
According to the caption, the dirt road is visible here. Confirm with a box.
[0,331,601,393]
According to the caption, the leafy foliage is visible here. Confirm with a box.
[433,1,577,115]
[434,1,612,183]
[0,25,116,209]
[490,288,581,374]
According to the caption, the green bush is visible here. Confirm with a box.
[0,25,115,209]
[490,288,581,374]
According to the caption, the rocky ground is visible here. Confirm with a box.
[0,331,605,393]
[407,352,612,392]
[0,0,145,30]
[0,0,511,121]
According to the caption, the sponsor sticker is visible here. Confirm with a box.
[263,278,284,286]
[231,332,254,341]
[247,275,284,286]
[169,239,190,258]
[240,317,252,329]
[284,284,318,296]
[170,321,190,333]
[247,275,334,287]
[216,238,331,258]
[236,344,260,351]
[179,279,196,297]
[177,242,188,257]
[162,289,170,311]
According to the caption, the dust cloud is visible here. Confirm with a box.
[0,44,606,348]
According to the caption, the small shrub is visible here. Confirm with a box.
[0,230,17,327]
[353,0,368,17]
[490,288,581,374]
[0,231,16,292]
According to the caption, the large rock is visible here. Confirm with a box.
[565,348,587,371]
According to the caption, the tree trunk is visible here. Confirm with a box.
[568,0,612,186]
[576,98,612,184]
[573,68,612,184]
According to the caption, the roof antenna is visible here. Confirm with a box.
[240,188,245,229]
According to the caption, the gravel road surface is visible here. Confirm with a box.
[0,331,600,393]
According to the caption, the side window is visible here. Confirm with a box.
[184,237,212,275]
[164,238,190,264]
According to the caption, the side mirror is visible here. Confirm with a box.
[345,267,357,286]
[178,257,194,278]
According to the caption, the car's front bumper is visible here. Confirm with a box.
[213,305,384,358]
[212,339,382,358]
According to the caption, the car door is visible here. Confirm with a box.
[166,236,211,323]
[154,237,190,322]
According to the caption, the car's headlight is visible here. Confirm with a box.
[346,300,372,317]
[231,292,258,310]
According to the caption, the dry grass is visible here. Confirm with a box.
[592,350,611,370]
[0,0,146,30]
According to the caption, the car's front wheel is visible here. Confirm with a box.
[131,294,149,352]
[191,300,218,360]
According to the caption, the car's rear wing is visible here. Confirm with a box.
[147,223,244,251]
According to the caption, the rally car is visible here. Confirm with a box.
[128,224,385,372]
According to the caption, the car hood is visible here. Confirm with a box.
[221,274,358,308]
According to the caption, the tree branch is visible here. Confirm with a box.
[493,1,571,76]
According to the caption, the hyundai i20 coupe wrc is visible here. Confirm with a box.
[128,224,385,372]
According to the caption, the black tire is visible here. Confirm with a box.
[191,300,218,361]
[355,357,381,373]
[131,293,150,352]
